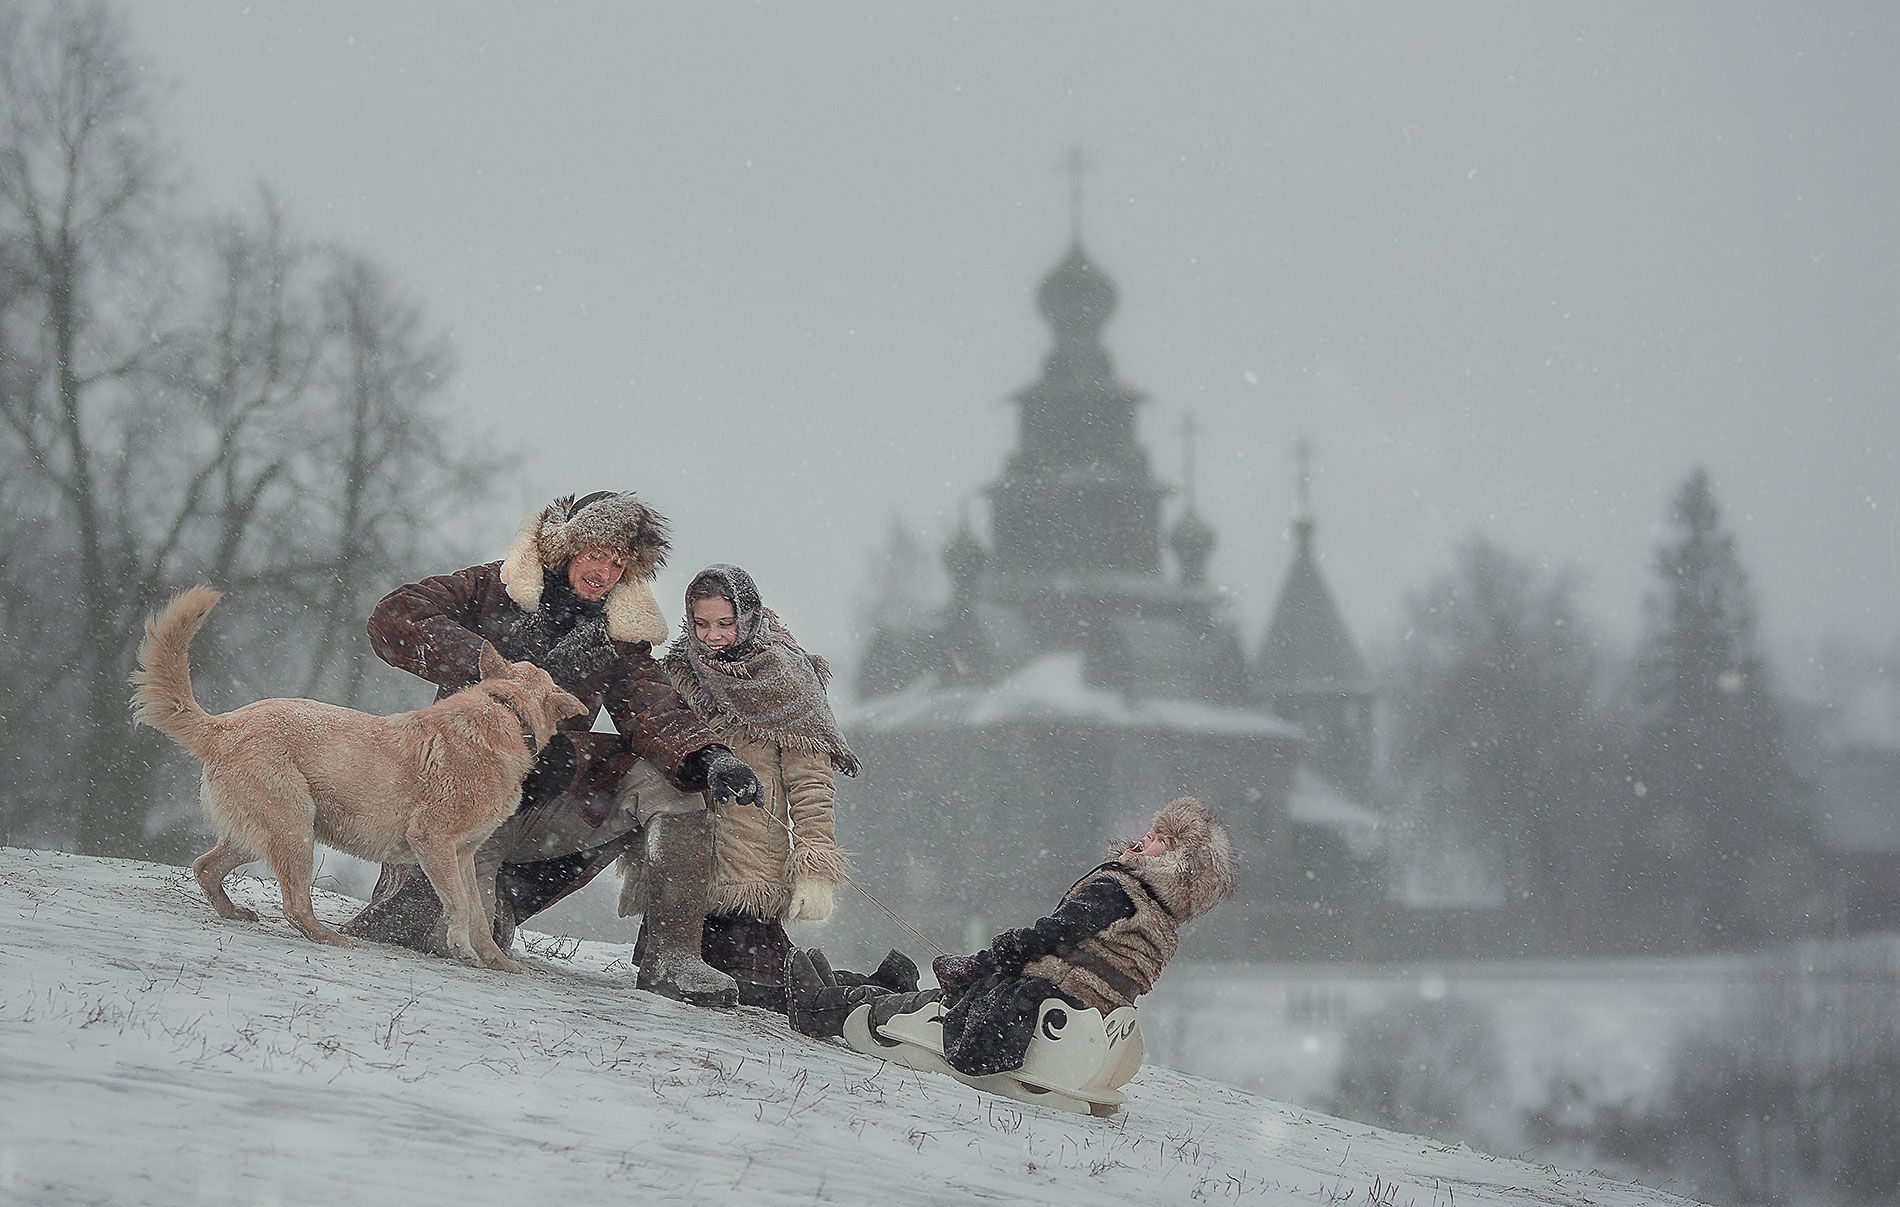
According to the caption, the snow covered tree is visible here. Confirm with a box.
[1629,468,1803,947]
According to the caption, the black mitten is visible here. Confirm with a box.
[701,747,764,806]
[932,951,994,999]
[539,616,617,688]
[987,928,1036,973]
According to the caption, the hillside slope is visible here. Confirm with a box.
[0,847,1707,1206]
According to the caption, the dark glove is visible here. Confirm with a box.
[932,951,995,1000]
[701,747,763,807]
[540,617,617,688]
[987,928,1037,973]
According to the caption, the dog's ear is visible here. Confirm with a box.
[476,641,513,681]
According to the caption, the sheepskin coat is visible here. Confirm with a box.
[688,705,848,921]
[366,561,717,791]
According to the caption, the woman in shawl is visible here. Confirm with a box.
[626,564,908,1010]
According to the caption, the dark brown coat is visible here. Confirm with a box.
[366,561,717,790]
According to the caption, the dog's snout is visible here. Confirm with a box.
[554,691,588,720]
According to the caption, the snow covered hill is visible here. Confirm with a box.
[0,847,1708,1207]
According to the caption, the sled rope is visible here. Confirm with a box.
[756,807,950,958]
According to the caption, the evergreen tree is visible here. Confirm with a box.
[1631,468,1801,947]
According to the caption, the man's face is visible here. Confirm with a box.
[567,547,627,601]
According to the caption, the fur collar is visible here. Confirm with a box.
[498,510,668,645]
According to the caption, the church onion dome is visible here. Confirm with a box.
[1037,242,1117,336]
[1168,506,1216,584]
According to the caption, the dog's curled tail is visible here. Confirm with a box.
[130,585,224,758]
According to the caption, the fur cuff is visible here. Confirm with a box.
[710,880,791,920]
[787,843,848,884]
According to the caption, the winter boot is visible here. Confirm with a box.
[632,811,739,1008]
[339,864,448,951]
[701,912,792,1012]
[864,950,921,994]
[786,949,882,1039]
[805,947,919,994]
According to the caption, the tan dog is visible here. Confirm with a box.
[131,585,587,972]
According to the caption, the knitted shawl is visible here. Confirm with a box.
[662,565,860,776]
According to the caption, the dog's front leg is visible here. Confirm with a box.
[411,836,488,967]
[460,839,525,974]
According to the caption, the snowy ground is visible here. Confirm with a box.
[0,847,1711,1207]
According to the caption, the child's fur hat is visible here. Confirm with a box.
[1119,797,1238,922]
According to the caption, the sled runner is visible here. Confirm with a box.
[840,996,1144,1117]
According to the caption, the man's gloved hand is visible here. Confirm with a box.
[540,616,618,688]
[701,747,763,806]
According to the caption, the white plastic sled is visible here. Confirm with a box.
[840,996,1144,1117]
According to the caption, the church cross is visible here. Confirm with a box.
[1293,434,1314,517]
[1060,145,1094,242]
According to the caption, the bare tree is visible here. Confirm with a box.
[292,249,490,709]
[0,0,180,853]
[1386,534,1609,937]
[0,2,502,855]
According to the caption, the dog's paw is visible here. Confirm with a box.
[483,953,528,974]
[225,907,260,924]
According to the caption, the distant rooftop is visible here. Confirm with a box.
[849,651,1299,738]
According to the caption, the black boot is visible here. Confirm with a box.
[701,913,791,1012]
[786,949,881,1039]
[866,950,921,993]
[816,949,920,994]
[339,864,446,950]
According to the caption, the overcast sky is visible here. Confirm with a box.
[129,2,1900,689]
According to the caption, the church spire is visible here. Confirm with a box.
[1259,434,1367,693]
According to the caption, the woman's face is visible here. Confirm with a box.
[567,547,628,601]
[691,595,739,650]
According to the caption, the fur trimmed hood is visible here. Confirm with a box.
[1119,797,1238,923]
[498,492,670,645]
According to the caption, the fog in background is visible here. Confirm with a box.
[130,2,1900,676]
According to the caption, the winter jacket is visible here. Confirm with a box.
[366,561,720,792]
[940,862,1175,1077]
[687,712,847,923]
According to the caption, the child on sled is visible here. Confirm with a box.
[785,796,1235,1106]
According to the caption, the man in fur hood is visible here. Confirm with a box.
[339,491,764,1007]
[787,797,1238,1078]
